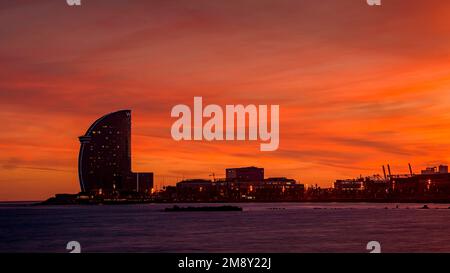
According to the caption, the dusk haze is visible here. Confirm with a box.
[2,0,450,201]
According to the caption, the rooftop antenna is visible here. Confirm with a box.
[387,164,392,178]
[382,165,387,180]
[209,173,216,182]
[136,173,139,192]
[408,163,413,176]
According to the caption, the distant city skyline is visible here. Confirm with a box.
[2,0,450,200]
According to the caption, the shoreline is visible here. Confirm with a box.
[36,198,450,206]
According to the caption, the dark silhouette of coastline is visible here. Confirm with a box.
[164,205,242,212]
[40,110,450,205]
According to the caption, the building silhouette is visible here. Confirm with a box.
[226,166,264,182]
[168,167,304,202]
[78,110,153,195]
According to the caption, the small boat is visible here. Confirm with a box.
[164,205,243,212]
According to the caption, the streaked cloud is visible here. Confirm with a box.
[2,0,450,200]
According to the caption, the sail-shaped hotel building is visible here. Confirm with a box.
[78,110,153,195]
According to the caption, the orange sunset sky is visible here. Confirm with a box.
[2,0,450,201]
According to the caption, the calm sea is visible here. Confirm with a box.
[1,202,450,253]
